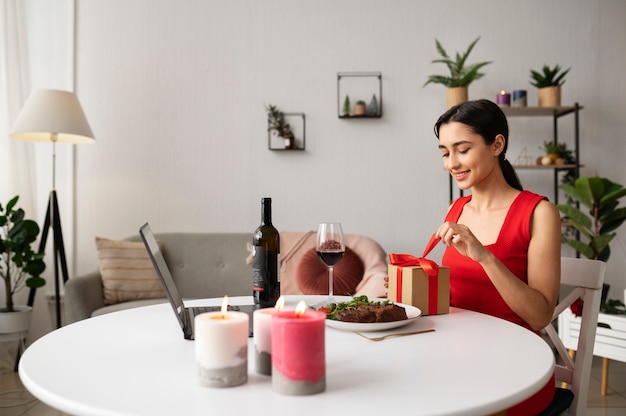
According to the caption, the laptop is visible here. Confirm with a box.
[139,222,256,340]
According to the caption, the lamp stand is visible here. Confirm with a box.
[27,189,69,329]
[10,90,95,330]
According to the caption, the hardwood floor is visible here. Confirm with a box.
[1,355,626,415]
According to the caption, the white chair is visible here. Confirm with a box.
[540,257,606,416]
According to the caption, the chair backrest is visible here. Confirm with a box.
[543,257,606,415]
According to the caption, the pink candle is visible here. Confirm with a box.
[271,303,325,395]
[496,90,511,106]
[253,297,283,376]
[253,309,275,375]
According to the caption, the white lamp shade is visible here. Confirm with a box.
[9,89,95,144]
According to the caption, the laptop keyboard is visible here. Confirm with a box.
[192,306,220,314]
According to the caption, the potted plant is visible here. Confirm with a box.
[529,64,570,107]
[353,100,366,116]
[0,195,46,333]
[558,176,626,261]
[558,177,626,310]
[266,104,295,150]
[423,36,492,108]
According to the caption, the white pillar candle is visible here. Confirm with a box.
[195,311,249,388]
[253,308,277,375]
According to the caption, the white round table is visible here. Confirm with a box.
[19,296,554,416]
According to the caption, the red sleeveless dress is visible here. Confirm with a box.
[442,190,555,415]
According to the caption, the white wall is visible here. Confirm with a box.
[67,1,625,317]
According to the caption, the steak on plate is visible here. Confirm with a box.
[334,303,407,323]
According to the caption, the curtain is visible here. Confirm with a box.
[0,0,36,214]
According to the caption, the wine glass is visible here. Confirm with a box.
[316,222,345,304]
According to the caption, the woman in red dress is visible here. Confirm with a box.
[434,99,561,415]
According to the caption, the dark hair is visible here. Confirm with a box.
[434,99,523,191]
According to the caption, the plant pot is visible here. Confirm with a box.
[446,87,468,108]
[353,103,366,116]
[0,305,33,334]
[538,86,561,107]
[283,134,295,150]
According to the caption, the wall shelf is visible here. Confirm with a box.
[268,112,306,151]
[513,164,579,170]
[337,72,382,118]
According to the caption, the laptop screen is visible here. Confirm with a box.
[139,223,186,326]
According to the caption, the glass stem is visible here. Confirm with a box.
[328,267,334,297]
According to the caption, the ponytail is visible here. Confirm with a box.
[500,155,523,191]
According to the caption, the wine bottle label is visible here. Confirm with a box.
[252,246,266,291]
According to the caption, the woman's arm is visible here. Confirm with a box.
[476,200,561,330]
[437,200,561,330]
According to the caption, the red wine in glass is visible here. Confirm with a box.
[316,223,345,300]
[316,250,344,267]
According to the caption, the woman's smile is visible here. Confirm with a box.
[452,170,470,181]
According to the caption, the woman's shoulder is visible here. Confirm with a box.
[523,191,561,228]
[513,190,557,213]
[518,190,548,204]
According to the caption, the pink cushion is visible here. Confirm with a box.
[296,246,364,296]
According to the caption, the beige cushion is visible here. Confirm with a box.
[96,237,166,305]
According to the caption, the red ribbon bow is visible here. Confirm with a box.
[389,234,441,314]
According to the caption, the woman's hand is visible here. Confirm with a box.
[436,221,491,263]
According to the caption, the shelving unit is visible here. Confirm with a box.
[337,72,382,118]
[268,112,306,151]
[448,103,583,204]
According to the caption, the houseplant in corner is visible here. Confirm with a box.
[423,36,492,108]
[266,104,295,150]
[557,176,626,312]
[529,64,570,107]
[0,195,46,334]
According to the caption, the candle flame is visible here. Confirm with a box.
[295,300,307,317]
[275,296,285,311]
[500,90,506,95]
[220,295,228,317]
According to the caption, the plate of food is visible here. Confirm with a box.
[314,295,422,332]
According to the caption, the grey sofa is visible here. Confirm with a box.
[65,233,252,324]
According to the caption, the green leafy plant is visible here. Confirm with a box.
[266,104,294,139]
[539,141,577,211]
[541,141,572,159]
[601,299,626,315]
[529,64,571,88]
[423,37,492,88]
[1,195,46,312]
[557,177,626,262]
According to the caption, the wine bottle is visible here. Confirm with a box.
[252,197,280,307]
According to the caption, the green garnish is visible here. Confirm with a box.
[320,295,392,320]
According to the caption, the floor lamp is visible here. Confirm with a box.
[9,89,95,328]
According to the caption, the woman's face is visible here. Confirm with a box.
[437,121,502,191]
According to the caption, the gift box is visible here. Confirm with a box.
[388,262,450,315]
